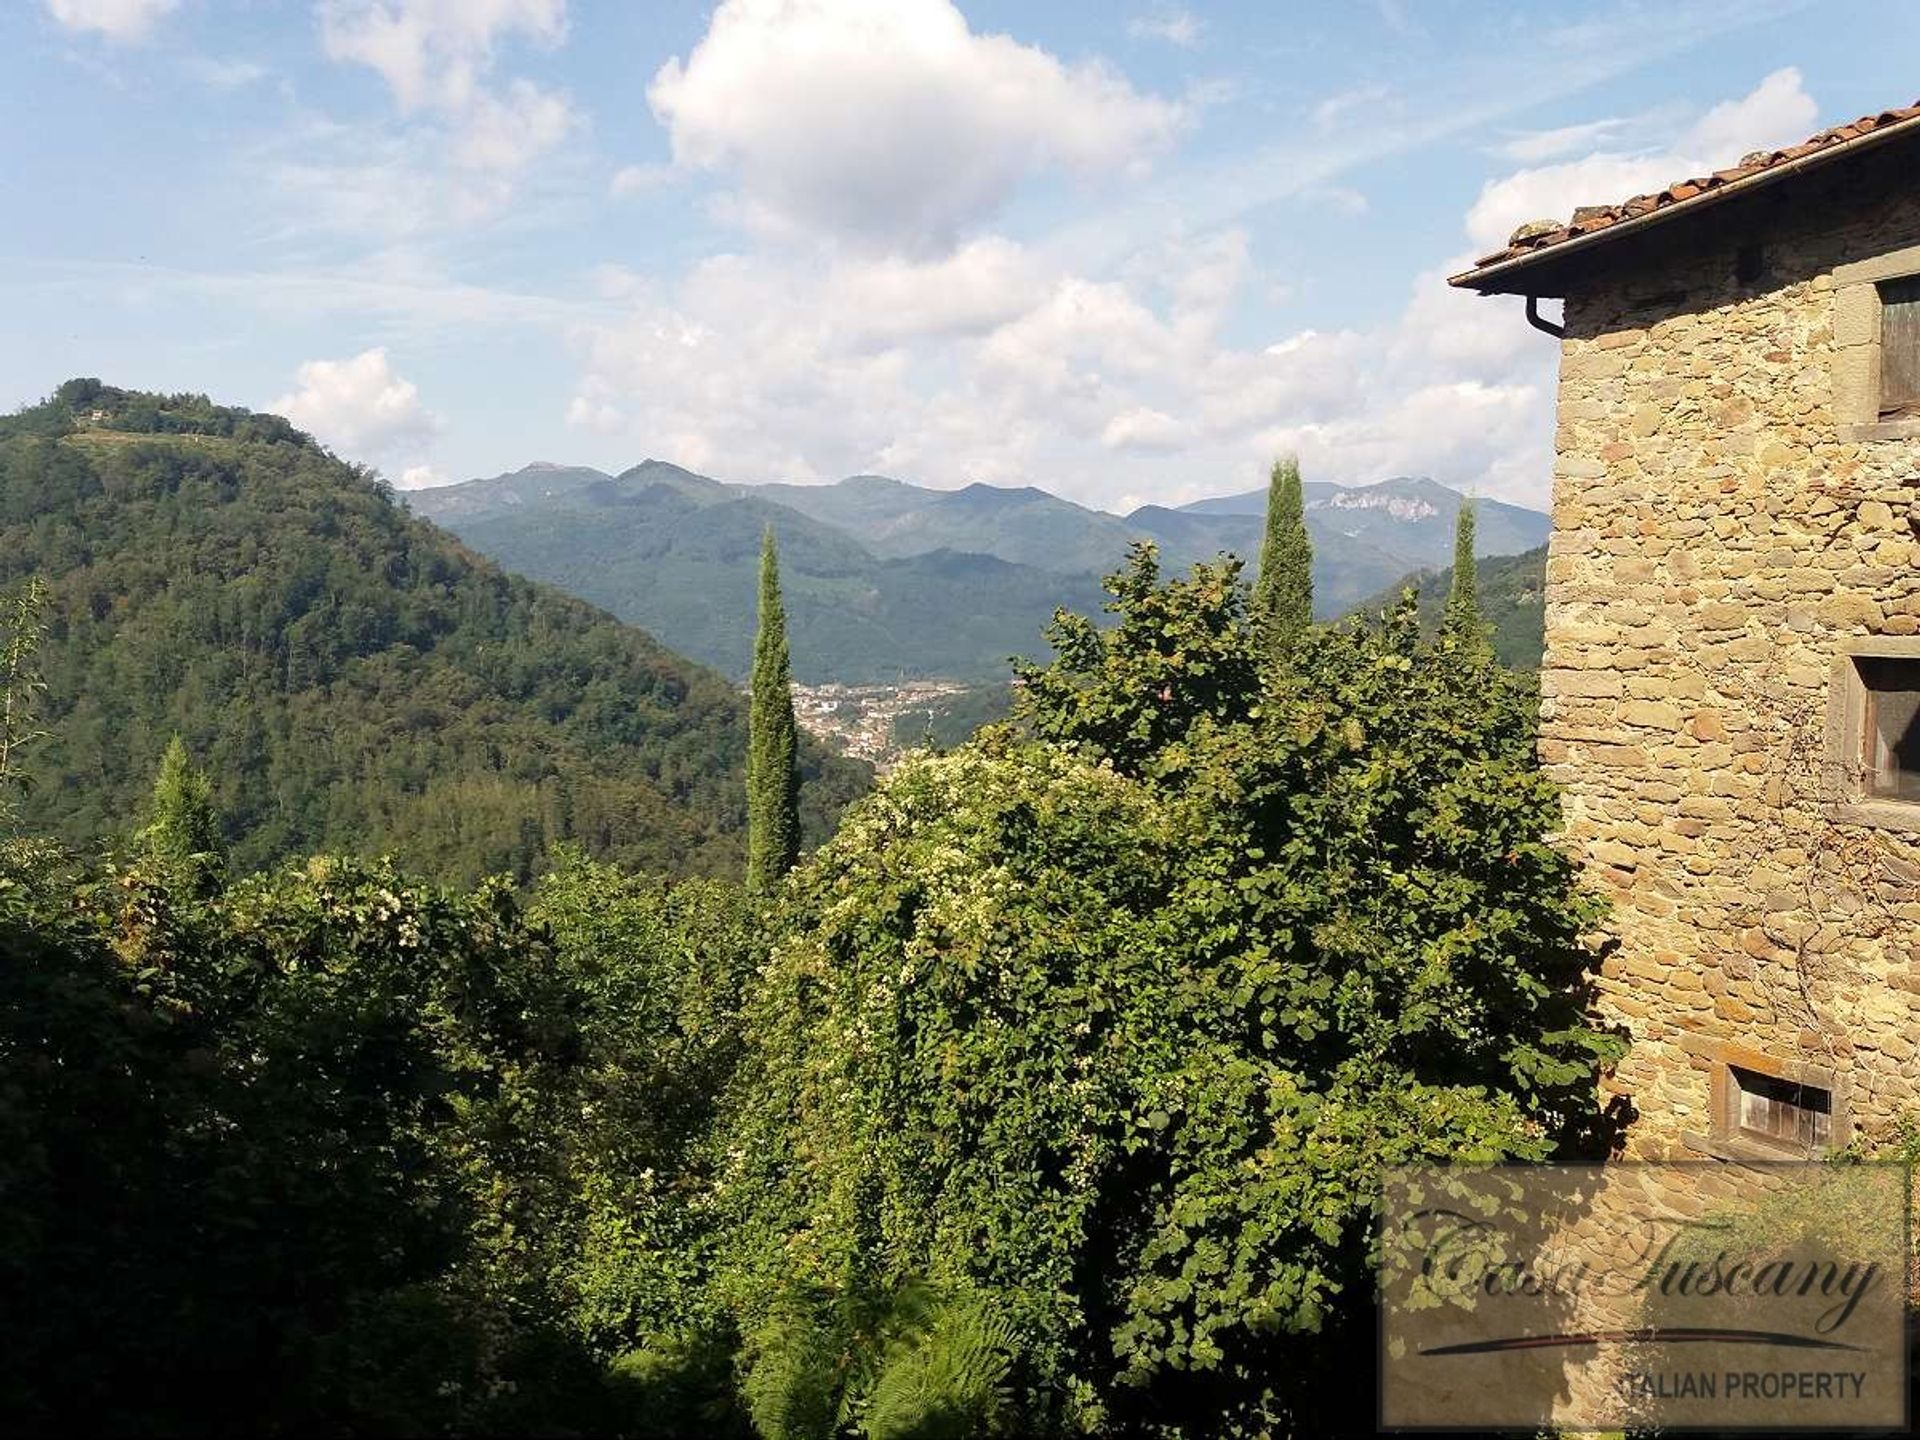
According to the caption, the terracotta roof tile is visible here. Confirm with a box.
[1454,102,1920,283]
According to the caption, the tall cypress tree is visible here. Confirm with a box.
[1251,455,1312,667]
[0,576,50,829]
[1443,501,1481,640]
[747,526,801,891]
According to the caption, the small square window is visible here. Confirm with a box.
[1879,276,1920,419]
[1854,657,1920,801]
[1729,1066,1831,1150]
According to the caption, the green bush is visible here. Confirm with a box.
[717,547,1622,1435]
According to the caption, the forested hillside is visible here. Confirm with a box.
[0,381,866,882]
[1352,543,1548,669]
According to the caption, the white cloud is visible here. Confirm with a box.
[1102,407,1188,453]
[1372,0,1424,40]
[318,0,566,111]
[823,238,1047,342]
[1127,8,1202,48]
[1465,67,1816,250]
[452,79,576,172]
[565,395,624,433]
[1685,65,1817,165]
[183,55,273,90]
[317,0,579,184]
[1466,152,1694,255]
[1252,379,1548,504]
[557,67,1824,514]
[1312,186,1371,217]
[646,0,1183,251]
[1495,116,1632,164]
[272,348,439,460]
[562,221,1556,508]
[399,464,449,489]
[45,0,176,40]
[261,127,507,239]
[249,107,593,242]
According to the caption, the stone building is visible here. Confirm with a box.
[1452,102,1920,1160]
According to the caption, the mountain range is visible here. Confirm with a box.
[0,381,867,884]
[411,463,1549,684]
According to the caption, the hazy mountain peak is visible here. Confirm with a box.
[947,481,1051,505]
[617,458,709,483]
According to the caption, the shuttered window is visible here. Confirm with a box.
[1731,1067,1832,1150]
[1882,276,1920,417]
[1856,656,1920,800]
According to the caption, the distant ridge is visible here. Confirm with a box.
[1179,475,1550,560]
[412,460,1550,685]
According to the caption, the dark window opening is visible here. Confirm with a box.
[1736,244,1766,285]
[1730,1066,1831,1149]
[1855,656,1920,800]
[1880,276,1920,419]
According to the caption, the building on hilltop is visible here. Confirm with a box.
[1452,101,1920,1161]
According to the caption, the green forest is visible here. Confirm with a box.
[0,410,1627,1436]
[0,381,867,884]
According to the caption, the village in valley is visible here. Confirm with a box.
[788,678,975,767]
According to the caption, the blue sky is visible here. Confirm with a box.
[2,1,1915,510]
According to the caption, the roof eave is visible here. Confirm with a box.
[1449,113,1920,296]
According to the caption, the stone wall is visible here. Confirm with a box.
[1544,173,1920,1159]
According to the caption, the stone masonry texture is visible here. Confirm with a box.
[1543,156,1920,1159]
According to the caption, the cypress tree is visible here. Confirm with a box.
[747,526,801,891]
[141,734,224,878]
[1443,501,1481,640]
[1251,455,1312,667]
[0,576,50,829]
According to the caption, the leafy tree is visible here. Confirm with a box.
[1013,544,1258,776]
[748,527,801,891]
[1250,455,1311,666]
[0,823,786,1438]
[733,1279,1016,1440]
[529,853,758,1346]
[0,847,617,1436]
[139,734,224,879]
[728,553,1624,1435]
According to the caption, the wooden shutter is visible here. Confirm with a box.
[1882,276,1920,416]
